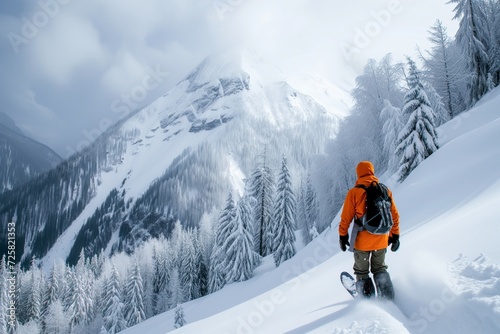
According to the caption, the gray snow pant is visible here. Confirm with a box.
[353,249,388,281]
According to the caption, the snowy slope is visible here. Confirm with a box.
[286,73,353,119]
[123,88,500,333]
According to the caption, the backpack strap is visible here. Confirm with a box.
[377,183,392,202]
[354,184,367,227]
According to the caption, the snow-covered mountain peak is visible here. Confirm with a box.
[100,48,347,164]
[2,46,351,272]
[183,48,285,92]
[119,48,346,135]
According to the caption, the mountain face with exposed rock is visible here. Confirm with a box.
[0,49,351,268]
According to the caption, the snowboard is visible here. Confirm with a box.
[340,271,358,298]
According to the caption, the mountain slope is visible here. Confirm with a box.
[123,87,500,333]
[0,111,24,134]
[0,49,350,268]
[0,112,62,193]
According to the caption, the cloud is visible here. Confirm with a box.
[30,14,106,85]
[10,88,65,145]
[100,52,147,95]
[0,0,459,157]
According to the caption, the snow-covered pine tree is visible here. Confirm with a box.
[179,231,200,302]
[396,58,439,182]
[60,267,72,310]
[488,30,500,87]
[197,214,215,271]
[67,274,93,329]
[481,0,500,86]
[151,247,168,315]
[309,222,319,239]
[102,264,127,334]
[241,192,260,270]
[27,259,43,324]
[162,242,175,310]
[487,73,495,91]
[16,319,40,334]
[207,245,226,294]
[76,254,96,326]
[381,99,404,173]
[16,264,30,324]
[0,293,6,334]
[135,241,158,318]
[10,263,21,330]
[173,304,186,329]
[41,263,62,320]
[124,260,146,327]
[222,195,259,283]
[43,300,68,334]
[352,55,404,115]
[192,232,209,298]
[248,150,275,257]
[0,257,8,334]
[40,263,65,333]
[207,193,236,293]
[296,178,308,245]
[297,173,319,245]
[420,19,467,118]
[89,253,105,280]
[170,220,184,253]
[219,191,237,229]
[424,82,449,127]
[168,268,182,308]
[304,173,319,241]
[272,156,297,267]
[73,251,97,324]
[218,193,237,244]
[75,250,86,277]
[449,0,490,106]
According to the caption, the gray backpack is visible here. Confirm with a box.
[355,182,394,235]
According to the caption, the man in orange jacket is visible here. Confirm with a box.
[338,161,400,299]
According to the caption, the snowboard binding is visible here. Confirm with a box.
[373,271,395,300]
[356,277,375,298]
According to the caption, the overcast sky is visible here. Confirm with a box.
[0,0,458,157]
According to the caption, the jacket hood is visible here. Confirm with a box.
[356,161,375,179]
[355,161,379,186]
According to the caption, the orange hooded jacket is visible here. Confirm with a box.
[338,161,400,251]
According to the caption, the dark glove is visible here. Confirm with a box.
[388,234,400,252]
[339,234,350,252]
